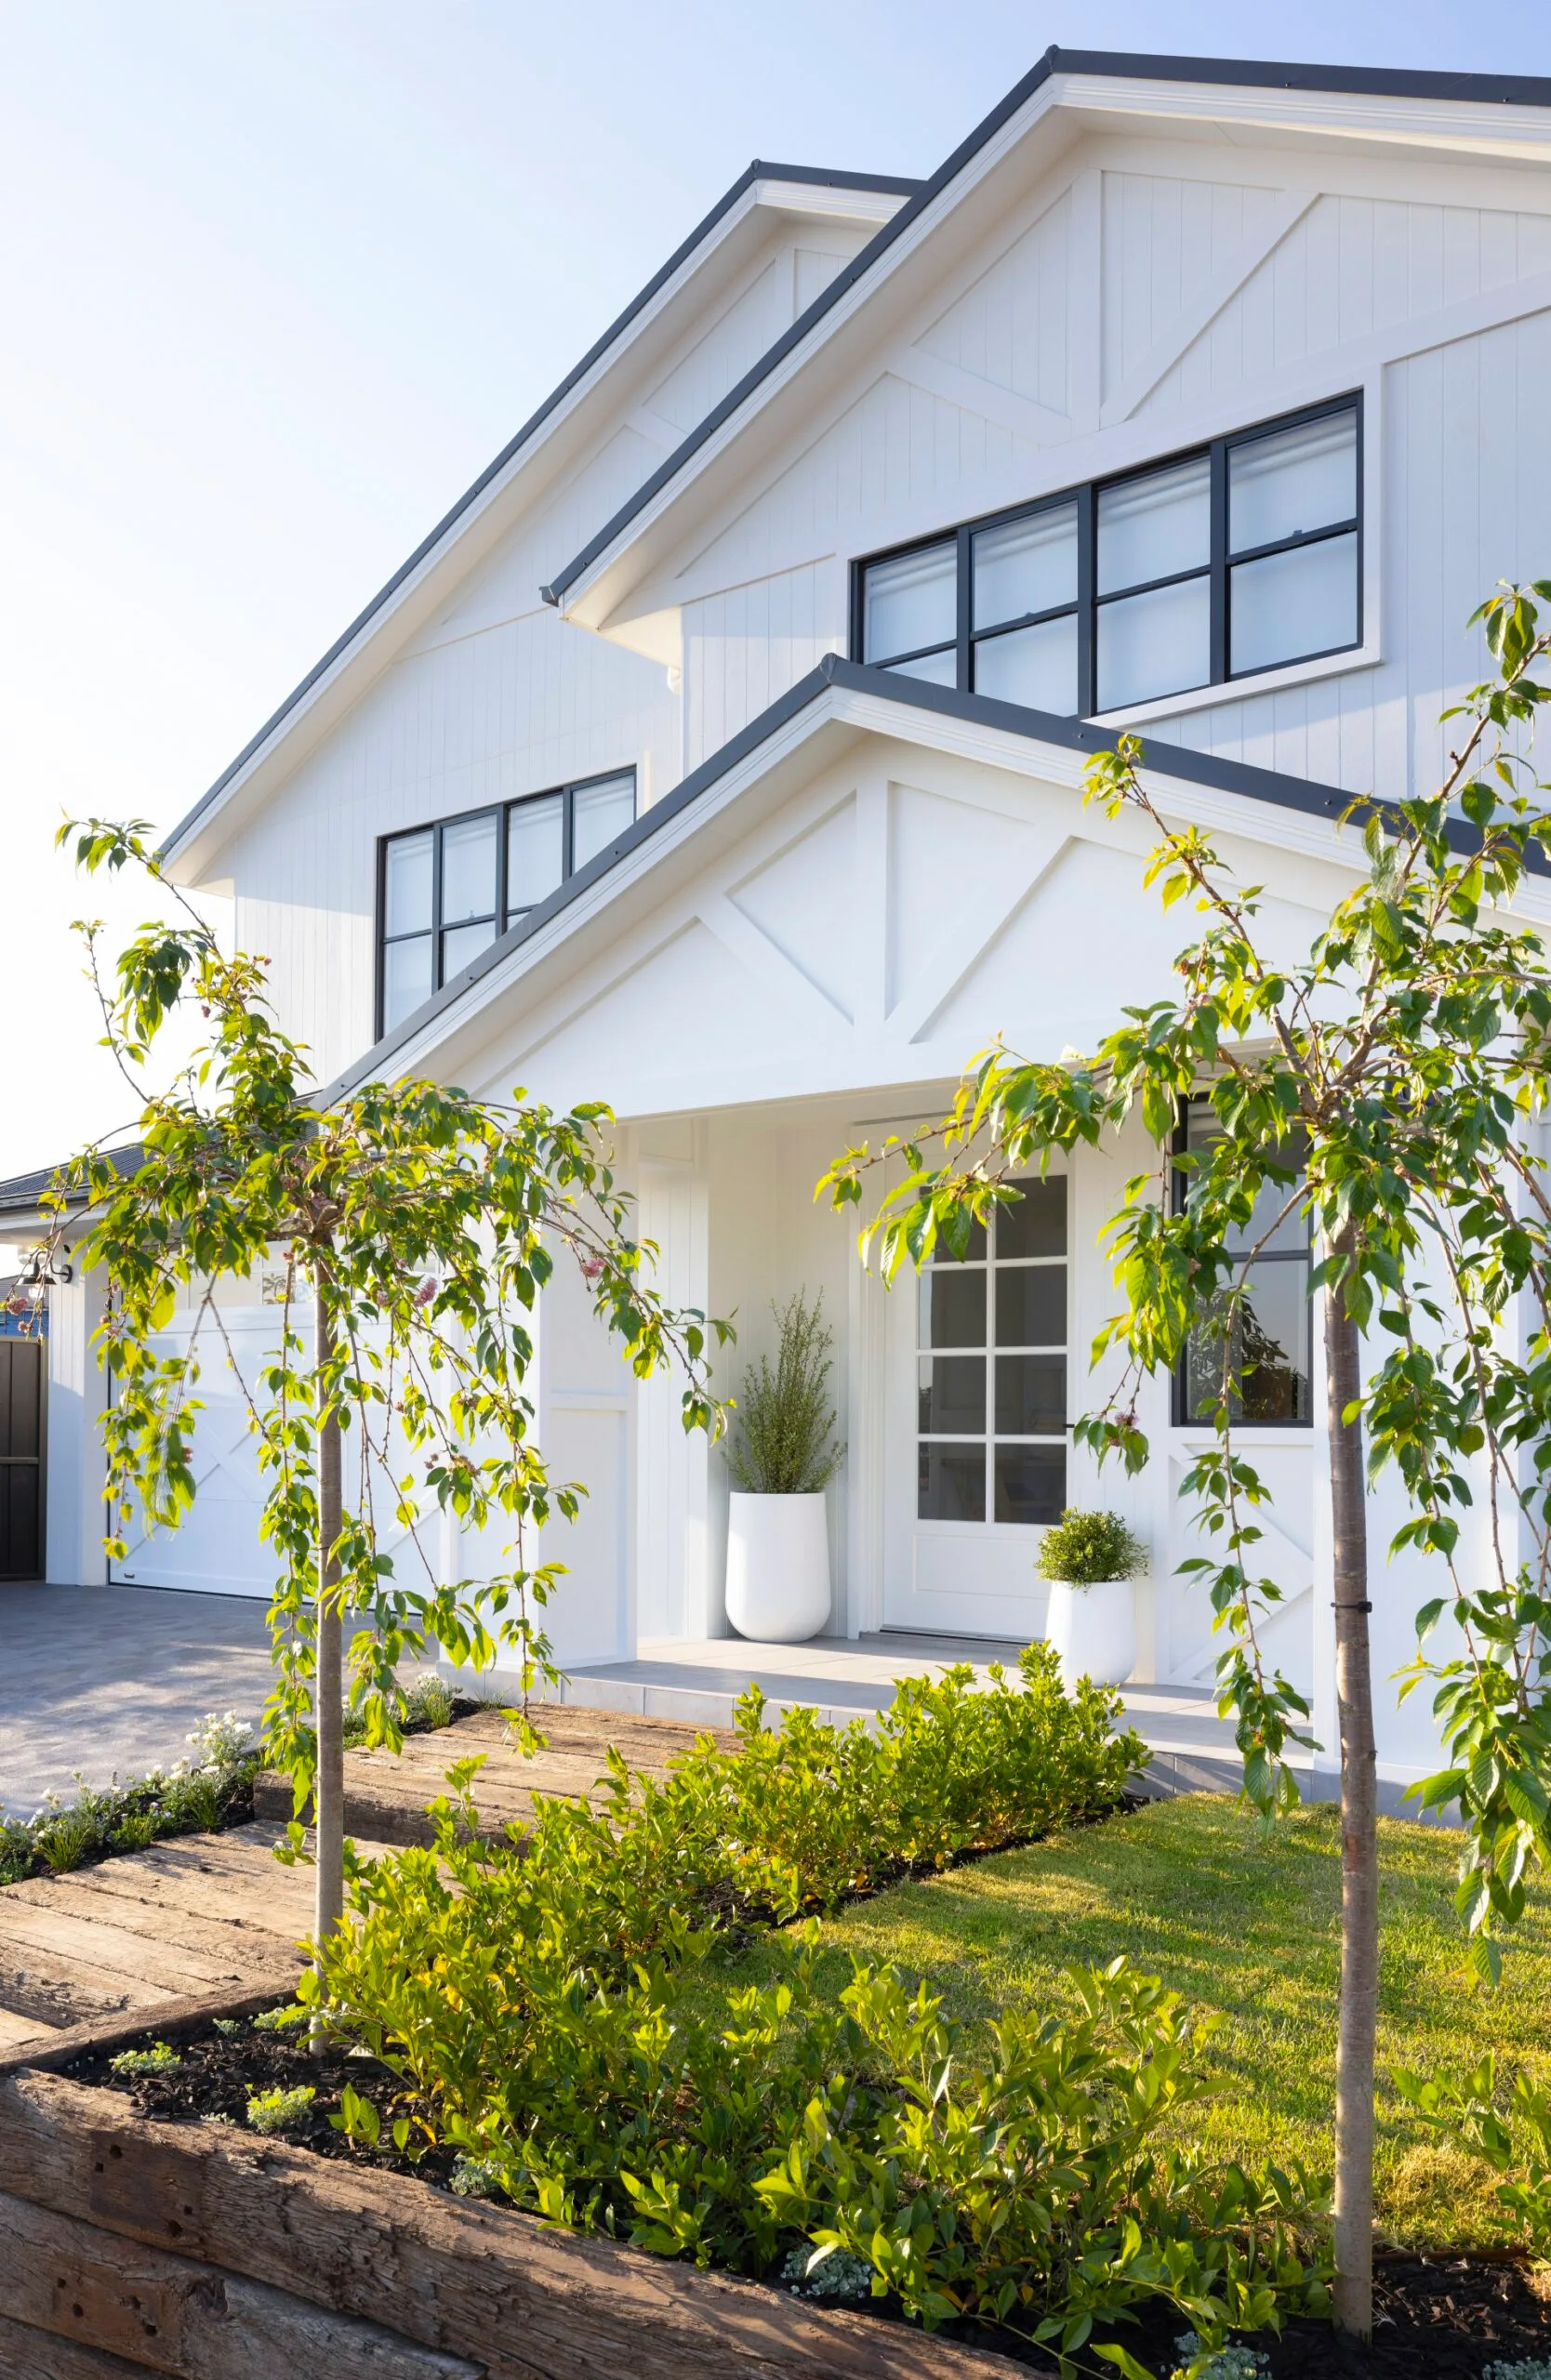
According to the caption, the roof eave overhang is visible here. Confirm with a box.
[157,164,921,887]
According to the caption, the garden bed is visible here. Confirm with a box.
[0,2008,1025,2380]
[7,2000,1550,2380]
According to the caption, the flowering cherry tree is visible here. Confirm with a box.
[825,586,1551,2339]
[36,821,727,2029]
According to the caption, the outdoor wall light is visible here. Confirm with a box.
[20,1252,73,1287]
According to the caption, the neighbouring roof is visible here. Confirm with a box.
[155,157,921,873]
[541,44,1551,612]
[0,1144,143,1221]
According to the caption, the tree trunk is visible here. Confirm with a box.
[311,1285,344,2053]
[1326,1235,1377,2339]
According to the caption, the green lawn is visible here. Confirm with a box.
[721,1793,1551,2248]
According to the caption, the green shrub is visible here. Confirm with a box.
[246,2084,316,2134]
[725,1290,842,1494]
[110,2042,179,2076]
[664,1649,1146,1917]
[1037,1509,1148,1586]
[304,1653,1327,2357]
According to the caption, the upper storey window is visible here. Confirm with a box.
[855,397,1360,718]
[378,769,636,1036]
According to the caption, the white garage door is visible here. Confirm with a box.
[112,1298,289,1600]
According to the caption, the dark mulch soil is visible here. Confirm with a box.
[66,2008,1551,2380]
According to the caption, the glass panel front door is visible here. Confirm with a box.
[885,1173,1069,1637]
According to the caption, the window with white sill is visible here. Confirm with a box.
[855,397,1360,721]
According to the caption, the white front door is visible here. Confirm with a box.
[882,1170,1068,1640]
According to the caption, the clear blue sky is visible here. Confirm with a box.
[3,0,1546,1181]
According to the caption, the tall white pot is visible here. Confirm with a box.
[1044,1576,1136,1689]
[725,1490,831,1643]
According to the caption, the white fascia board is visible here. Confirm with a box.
[751,178,908,227]
[157,180,813,886]
[1056,73,1551,165]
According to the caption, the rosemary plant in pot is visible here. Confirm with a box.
[1037,1509,1147,1688]
[724,1290,843,1642]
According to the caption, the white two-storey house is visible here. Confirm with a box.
[20,46,1551,1800]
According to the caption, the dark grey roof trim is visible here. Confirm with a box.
[325,654,1455,1099]
[157,159,921,868]
[543,43,1551,607]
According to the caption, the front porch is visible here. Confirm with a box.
[555,1628,1254,1800]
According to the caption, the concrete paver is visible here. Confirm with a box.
[0,1585,273,1815]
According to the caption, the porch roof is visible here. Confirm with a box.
[324,652,1489,1104]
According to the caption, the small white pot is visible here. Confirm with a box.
[725,1490,831,1643]
[1044,1576,1136,1689]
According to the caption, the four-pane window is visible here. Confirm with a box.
[378,769,635,1036]
[917,1180,1067,1527]
[1173,1098,1313,1426]
[857,398,1360,718]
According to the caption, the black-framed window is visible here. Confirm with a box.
[377,768,636,1034]
[854,395,1361,719]
[1173,1098,1312,1427]
[916,1178,1067,1526]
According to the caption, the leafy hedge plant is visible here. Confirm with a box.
[0,1675,461,1886]
[307,1654,1330,2371]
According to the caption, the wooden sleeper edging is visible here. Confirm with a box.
[0,2065,1027,2379]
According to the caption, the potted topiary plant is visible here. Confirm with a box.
[1036,1508,1147,1688]
[723,1290,844,1642]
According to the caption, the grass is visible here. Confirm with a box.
[718,1792,1551,2250]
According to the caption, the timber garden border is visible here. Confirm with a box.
[0,1993,1026,2380]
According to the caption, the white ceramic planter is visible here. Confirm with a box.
[725,1490,832,1642]
[1044,1576,1137,1689]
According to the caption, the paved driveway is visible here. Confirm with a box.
[0,1583,275,1815]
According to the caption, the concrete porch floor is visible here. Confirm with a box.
[551,1631,1261,1799]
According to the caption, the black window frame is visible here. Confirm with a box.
[1171,1095,1313,1431]
[850,392,1363,720]
[375,765,636,1038]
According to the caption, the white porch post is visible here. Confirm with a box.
[635,1121,713,1641]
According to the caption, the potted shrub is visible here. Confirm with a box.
[724,1290,843,1642]
[1036,1509,1147,1688]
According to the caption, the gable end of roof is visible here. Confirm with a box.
[542,44,1551,610]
